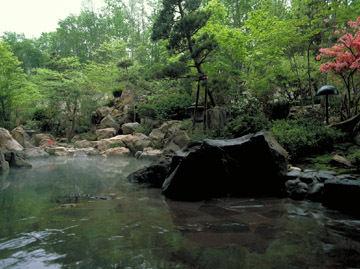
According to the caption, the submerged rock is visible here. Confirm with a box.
[128,157,173,188]
[4,152,32,168]
[323,179,360,215]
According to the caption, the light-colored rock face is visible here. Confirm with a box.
[95,134,151,154]
[11,126,33,148]
[149,121,189,152]
[167,130,190,149]
[99,115,120,130]
[34,133,56,148]
[96,107,112,119]
[121,122,140,135]
[149,129,165,148]
[115,89,135,110]
[45,147,99,157]
[95,136,126,152]
[101,147,130,157]
[74,140,96,149]
[121,133,152,153]
[137,147,163,160]
[96,128,117,140]
[23,148,50,159]
[0,128,24,152]
[331,154,352,168]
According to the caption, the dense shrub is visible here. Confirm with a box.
[31,108,58,132]
[225,114,269,137]
[138,90,192,120]
[271,119,344,159]
[225,91,269,137]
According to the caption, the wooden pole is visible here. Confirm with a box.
[192,79,201,128]
[204,80,208,131]
[326,95,329,125]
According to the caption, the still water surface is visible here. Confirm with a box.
[0,156,359,269]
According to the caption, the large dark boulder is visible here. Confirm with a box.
[162,132,288,201]
[323,179,360,215]
[128,157,173,188]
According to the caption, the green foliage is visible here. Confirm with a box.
[138,90,192,120]
[0,41,42,128]
[225,91,269,137]
[348,150,360,171]
[271,119,344,159]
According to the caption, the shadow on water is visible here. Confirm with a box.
[0,156,359,268]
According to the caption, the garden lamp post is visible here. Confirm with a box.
[316,85,339,125]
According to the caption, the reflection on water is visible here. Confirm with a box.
[0,156,359,269]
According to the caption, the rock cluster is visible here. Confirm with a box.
[285,167,360,215]
[129,132,289,201]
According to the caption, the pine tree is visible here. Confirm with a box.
[152,0,217,128]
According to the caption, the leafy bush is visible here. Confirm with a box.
[225,91,269,137]
[138,90,192,120]
[31,108,58,132]
[348,150,360,171]
[225,114,269,137]
[271,119,344,159]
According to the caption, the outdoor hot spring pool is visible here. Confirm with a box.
[0,156,359,269]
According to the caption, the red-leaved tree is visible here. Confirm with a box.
[317,17,360,118]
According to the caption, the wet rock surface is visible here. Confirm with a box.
[285,167,360,214]
[129,132,289,201]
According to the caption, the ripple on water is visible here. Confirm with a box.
[0,249,63,269]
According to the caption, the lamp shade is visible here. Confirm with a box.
[316,85,339,96]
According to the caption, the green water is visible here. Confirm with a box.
[0,156,359,269]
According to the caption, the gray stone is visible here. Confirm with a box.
[99,115,120,130]
[121,122,141,135]
[308,183,324,202]
[101,147,130,157]
[11,126,33,148]
[34,133,56,147]
[96,128,117,140]
[137,147,163,160]
[23,148,49,159]
[128,157,173,188]
[0,152,9,172]
[285,179,309,200]
[206,106,227,131]
[4,152,32,168]
[330,154,352,168]
[0,128,24,152]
